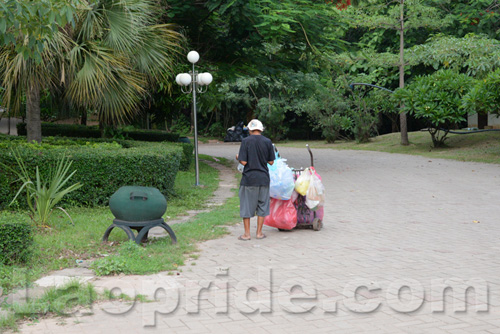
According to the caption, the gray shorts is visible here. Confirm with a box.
[239,186,270,218]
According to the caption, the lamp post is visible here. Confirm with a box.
[176,51,213,186]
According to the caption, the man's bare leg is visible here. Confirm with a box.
[239,218,251,240]
[256,216,266,239]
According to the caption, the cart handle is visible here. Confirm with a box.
[306,144,314,167]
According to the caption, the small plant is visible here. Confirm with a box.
[6,150,82,227]
[91,257,128,276]
[91,241,142,276]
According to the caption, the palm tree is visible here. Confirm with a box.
[0,33,70,143]
[65,0,183,128]
[1,0,183,142]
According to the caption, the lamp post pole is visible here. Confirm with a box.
[176,51,212,186]
[191,61,200,186]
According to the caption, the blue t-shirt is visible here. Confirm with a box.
[238,135,275,186]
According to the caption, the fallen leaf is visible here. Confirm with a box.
[473,220,480,223]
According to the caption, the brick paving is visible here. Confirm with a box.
[13,143,500,333]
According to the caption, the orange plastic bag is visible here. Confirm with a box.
[264,198,297,230]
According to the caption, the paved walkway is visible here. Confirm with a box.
[13,143,500,333]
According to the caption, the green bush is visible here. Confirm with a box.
[125,129,179,142]
[17,123,101,138]
[463,68,500,117]
[0,222,34,265]
[179,143,193,171]
[17,123,181,142]
[0,143,183,209]
[394,69,474,147]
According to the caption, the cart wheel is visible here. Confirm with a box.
[312,218,321,231]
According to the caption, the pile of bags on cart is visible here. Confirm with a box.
[264,155,325,230]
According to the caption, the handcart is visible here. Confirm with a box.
[265,144,324,232]
[290,144,323,231]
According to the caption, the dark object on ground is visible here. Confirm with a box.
[224,121,249,142]
[178,136,191,143]
[103,186,177,244]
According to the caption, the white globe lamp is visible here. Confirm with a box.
[199,72,213,86]
[187,51,200,64]
[179,73,191,86]
[175,74,183,85]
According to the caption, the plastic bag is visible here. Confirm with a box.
[305,169,325,210]
[237,163,245,173]
[268,158,295,200]
[294,168,312,196]
[264,198,297,230]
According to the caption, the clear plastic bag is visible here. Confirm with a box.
[264,198,297,230]
[305,168,325,210]
[294,167,312,196]
[269,158,295,200]
[237,163,245,173]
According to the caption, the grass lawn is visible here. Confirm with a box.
[278,130,500,164]
[0,155,240,292]
[0,154,242,331]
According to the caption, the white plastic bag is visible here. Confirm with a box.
[305,169,325,210]
[269,158,295,200]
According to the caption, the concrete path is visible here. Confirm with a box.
[13,143,500,333]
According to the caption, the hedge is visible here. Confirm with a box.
[0,222,34,265]
[17,122,101,138]
[16,123,181,142]
[0,135,193,171]
[0,143,183,209]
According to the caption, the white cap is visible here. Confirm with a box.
[247,119,264,132]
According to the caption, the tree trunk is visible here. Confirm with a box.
[99,119,105,138]
[81,109,87,125]
[399,0,409,146]
[26,83,42,143]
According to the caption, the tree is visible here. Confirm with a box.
[163,0,347,138]
[434,0,500,39]
[0,32,71,143]
[0,0,84,143]
[64,0,182,129]
[463,68,500,117]
[394,69,474,147]
[341,0,451,145]
[407,34,500,77]
[1,0,182,142]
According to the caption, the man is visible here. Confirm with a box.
[236,119,275,241]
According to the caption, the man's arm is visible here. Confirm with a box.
[267,141,275,166]
[236,154,248,166]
